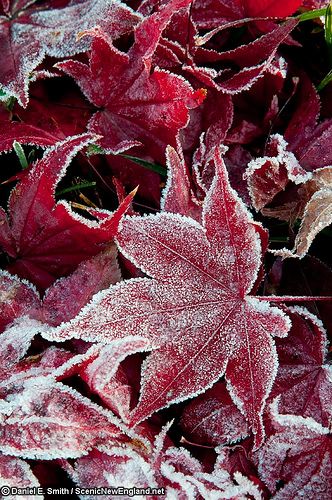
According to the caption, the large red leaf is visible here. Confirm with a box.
[56,0,206,161]
[47,146,290,447]
[0,134,134,290]
[0,0,141,106]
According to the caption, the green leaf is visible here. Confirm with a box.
[13,141,29,169]
[317,68,332,91]
[56,181,97,196]
[86,144,106,156]
[120,154,167,176]
[325,1,332,63]
[298,7,327,21]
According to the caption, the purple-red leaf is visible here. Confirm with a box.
[272,307,332,426]
[257,400,332,499]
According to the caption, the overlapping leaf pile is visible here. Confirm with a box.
[0,0,331,498]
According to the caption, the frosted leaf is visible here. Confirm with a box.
[0,455,43,499]
[81,337,151,421]
[245,134,311,211]
[0,270,40,333]
[196,19,298,94]
[161,145,202,221]
[0,379,129,459]
[0,346,75,399]
[0,317,45,381]
[0,122,56,153]
[287,189,332,258]
[0,0,141,106]
[271,306,332,426]
[73,447,159,500]
[57,0,205,161]
[271,166,332,258]
[0,135,134,290]
[192,0,302,29]
[49,147,290,447]
[180,380,249,446]
[73,423,262,499]
[257,400,332,499]
[41,246,122,326]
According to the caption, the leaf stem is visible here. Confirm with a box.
[256,295,332,302]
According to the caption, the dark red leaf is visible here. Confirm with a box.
[57,0,205,161]
[0,134,133,290]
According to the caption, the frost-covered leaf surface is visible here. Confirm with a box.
[0,379,128,459]
[180,380,250,446]
[257,400,332,499]
[0,455,43,499]
[0,0,141,106]
[57,0,205,160]
[271,306,332,426]
[0,0,330,496]
[73,423,263,499]
[49,147,290,447]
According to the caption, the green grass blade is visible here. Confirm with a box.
[56,181,96,196]
[13,141,29,169]
[317,68,332,91]
[298,7,326,21]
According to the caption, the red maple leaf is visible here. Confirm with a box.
[48,146,290,447]
[0,0,141,106]
[0,134,134,290]
[56,0,206,161]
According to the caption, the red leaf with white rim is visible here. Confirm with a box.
[0,134,134,290]
[47,146,290,447]
[56,0,205,161]
[272,306,332,426]
[257,399,332,499]
[0,379,130,459]
[0,0,141,106]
